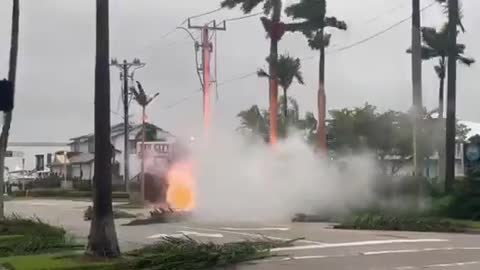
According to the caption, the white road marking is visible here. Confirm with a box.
[363,247,480,256]
[146,231,224,239]
[177,231,224,238]
[221,227,290,232]
[396,267,416,270]
[271,239,448,252]
[426,261,479,268]
[30,202,57,206]
[180,226,325,245]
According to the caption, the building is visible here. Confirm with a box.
[50,122,175,182]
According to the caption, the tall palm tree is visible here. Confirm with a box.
[285,0,346,152]
[0,0,19,219]
[86,0,120,257]
[258,54,304,121]
[221,0,285,145]
[418,24,474,118]
[407,24,474,188]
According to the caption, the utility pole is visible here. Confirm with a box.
[131,81,158,204]
[445,0,459,193]
[110,58,145,192]
[411,0,423,179]
[187,20,226,136]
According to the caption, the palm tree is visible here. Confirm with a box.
[237,96,316,142]
[221,0,285,145]
[285,0,346,152]
[0,0,19,219]
[413,24,474,118]
[257,54,304,121]
[86,0,120,257]
[407,24,474,187]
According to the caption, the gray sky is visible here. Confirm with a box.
[0,0,479,142]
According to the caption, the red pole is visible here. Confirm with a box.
[202,27,211,136]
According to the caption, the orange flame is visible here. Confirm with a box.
[166,161,195,211]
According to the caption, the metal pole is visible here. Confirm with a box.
[122,61,130,193]
[140,106,146,204]
[63,151,67,187]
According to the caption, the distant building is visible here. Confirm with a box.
[50,122,176,182]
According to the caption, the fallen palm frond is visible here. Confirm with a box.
[122,236,296,270]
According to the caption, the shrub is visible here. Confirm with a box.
[335,213,468,233]
[0,215,81,257]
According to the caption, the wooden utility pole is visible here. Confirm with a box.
[445,0,459,193]
[411,0,423,178]
[188,20,226,136]
[110,58,145,192]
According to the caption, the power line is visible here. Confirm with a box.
[335,2,436,53]
[222,12,263,22]
[161,2,437,111]
[159,7,223,40]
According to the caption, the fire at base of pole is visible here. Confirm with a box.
[132,141,195,219]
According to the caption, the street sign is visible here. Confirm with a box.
[5,150,24,158]
[137,142,172,158]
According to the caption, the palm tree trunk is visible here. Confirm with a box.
[445,0,459,193]
[317,30,327,153]
[437,58,446,187]
[0,0,19,219]
[282,88,288,121]
[86,0,120,257]
[412,0,423,179]
[268,0,282,146]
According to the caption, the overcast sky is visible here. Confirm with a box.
[0,0,479,142]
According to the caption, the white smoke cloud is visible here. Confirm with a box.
[189,129,379,222]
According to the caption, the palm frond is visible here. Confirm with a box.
[458,55,475,66]
[221,0,265,14]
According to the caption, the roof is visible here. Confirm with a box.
[69,153,95,164]
[69,122,172,142]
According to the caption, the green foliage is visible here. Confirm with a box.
[123,236,293,270]
[237,96,317,142]
[258,54,304,92]
[328,104,469,161]
[285,0,346,49]
[336,213,468,232]
[0,215,81,257]
[0,254,116,270]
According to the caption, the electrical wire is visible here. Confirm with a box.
[334,2,436,53]
[160,1,437,111]
[222,12,263,22]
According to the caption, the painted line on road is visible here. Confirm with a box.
[363,247,480,256]
[146,231,224,240]
[271,239,449,252]
[220,227,290,232]
[180,226,325,245]
[426,261,479,268]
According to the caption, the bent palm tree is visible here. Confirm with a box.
[285,0,346,152]
[86,0,120,257]
[258,54,304,122]
[407,22,474,191]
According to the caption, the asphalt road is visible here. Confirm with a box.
[6,199,480,270]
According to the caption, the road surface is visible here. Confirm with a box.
[6,199,480,270]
